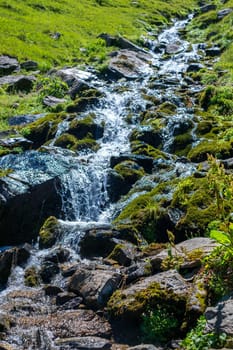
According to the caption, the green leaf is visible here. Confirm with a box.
[210,229,231,245]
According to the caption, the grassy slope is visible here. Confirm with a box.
[0,0,198,68]
[0,0,198,128]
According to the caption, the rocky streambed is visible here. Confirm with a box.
[0,11,233,350]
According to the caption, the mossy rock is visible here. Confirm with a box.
[130,127,162,149]
[39,216,60,249]
[19,113,65,148]
[66,88,104,113]
[114,160,145,183]
[188,140,233,162]
[54,133,78,149]
[171,132,193,155]
[73,137,100,152]
[156,101,177,116]
[24,266,40,287]
[131,140,168,160]
[67,114,104,140]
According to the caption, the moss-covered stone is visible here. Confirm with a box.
[156,101,177,116]
[19,113,65,148]
[67,114,104,140]
[171,132,193,156]
[39,216,60,249]
[54,133,78,149]
[188,139,233,162]
[66,88,104,113]
[114,160,145,184]
[131,140,167,159]
[73,137,100,152]
[24,266,39,287]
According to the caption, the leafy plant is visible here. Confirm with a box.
[37,77,68,102]
[181,315,226,350]
[141,306,178,343]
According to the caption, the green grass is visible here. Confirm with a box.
[0,0,198,68]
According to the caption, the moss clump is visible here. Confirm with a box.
[188,140,233,162]
[156,102,177,116]
[171,132,193,156]
[114,160,145,184]
[67,114,104,140]
[54,133,78,149]
[24,266,39,287]
[131,140,167,159]
[39,216,60,249]
[73,137,99,152]
[0,168,13,177]
[19,113,65,148]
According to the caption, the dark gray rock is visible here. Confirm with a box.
[44,285,63,296]
[56,292,78,305]
[217,8,233,19]
[0,56,19,76]
[68,266,122,308]
[205,47,221,57]
[110,154,154,173]
[79,230,117,258]
[8,113,46,126]
[39,260,60,283]
[0,151,72,245]
[107,242,137,266]
[200,4,217,13]
[186,63,204,72]
[0,136,33,151]
[130,126,162,148]
[99,33,148,54]
[0,75,36,92]
[20,60,38,71]
[106,49,152,80]
[205,295,233,336]
[54,336,112,350]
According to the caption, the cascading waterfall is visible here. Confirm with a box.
[0,14,207,349]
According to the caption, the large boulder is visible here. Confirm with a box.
[0,151,73,246]
[106,49,152,80]
[0,56,19,76]
[68,265,122,308]
[0,75,36,93]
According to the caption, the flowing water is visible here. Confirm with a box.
[0,15,206,348]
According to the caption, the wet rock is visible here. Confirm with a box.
[0,245,31,284]
[107,160,145,202]
[106,49,152,80]
[0,75,36,93]
[200,4,217,13]
[205,295,233,337]
[0,136,33,151]
[0,313,11,333]
[43,246,70,263]
[0,151,72,246]
[54,336,112,349]
[128,345,162,350]
[43,95,66,107]
[0,56,19,76]
[39,261,60,283]
[150,237,218,271]
[56,67,93,87]
[205,47,221,57]
[44,285,63,296]
[0,342,16,350]
[186,63,204,72]
[20,60,38,71]
[68,266,122,308]
[67,114,104,140]
[107,242,137,266]
[217,8,233,20]
[130,126,162,148]
[79,230,117,259]
[110,154,154,173]
[99,33,148,54]
[165,42,184,54]
[56,292,78,305]
[8,113,45,127]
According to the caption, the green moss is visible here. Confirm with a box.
[114,160,145,182]
[39,216,60,249]
[19,113,65,148]
[187,139,233,162]
[131,140,167,159]
[24,266,39,287]
[54,132,78,149]
[172,132,193,156]
[0,168,13,177]
[73,137,100,152]
[156,102,177,116]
